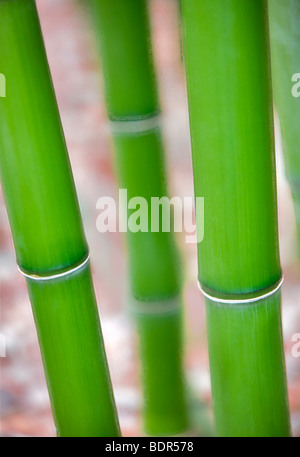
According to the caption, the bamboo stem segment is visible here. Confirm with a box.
[133,298,186,435]
[27,263,120,437]
[91,0,188,435]
[268,0,300,257]
[0,0,120,436]
[206,292,289,437]
[181,0,291,436]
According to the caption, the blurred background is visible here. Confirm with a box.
[0,0,299,437]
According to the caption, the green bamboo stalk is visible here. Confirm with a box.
[181,0,291,436]
[268,0,300,258]
[0,0,120,437]
[90,0,188,435]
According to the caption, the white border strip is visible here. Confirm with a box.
[17,254,90,282]
[198,276,284,304]
[110,114,161,134]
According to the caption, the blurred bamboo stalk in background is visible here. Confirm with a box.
[0,0,120,437]
[90,0,188,435]
[181,0,291,436]
[268,0,300,259]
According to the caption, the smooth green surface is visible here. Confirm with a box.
[92,0,181,302]
[206,293,290,437]
[268,0,300,253]
[181,0,281,297]
[91,0,159,120]
[113,128,180,301]
[91,0,188,434]
[28,264,120,437]
[181,0,290,436]
[135,303,188,435]
[0,0,87,275]
[0,0,120,436]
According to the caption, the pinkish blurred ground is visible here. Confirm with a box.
[0,0,299,437]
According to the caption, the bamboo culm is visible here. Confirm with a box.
[91,0,188,435]
[268,0,300,258]
[181,0,291,436]
[0,0,120,437]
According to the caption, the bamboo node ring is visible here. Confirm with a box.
[109,114,161,134]
[129,295,181,315]
[198,276,284,304]
[17,254,90,282]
